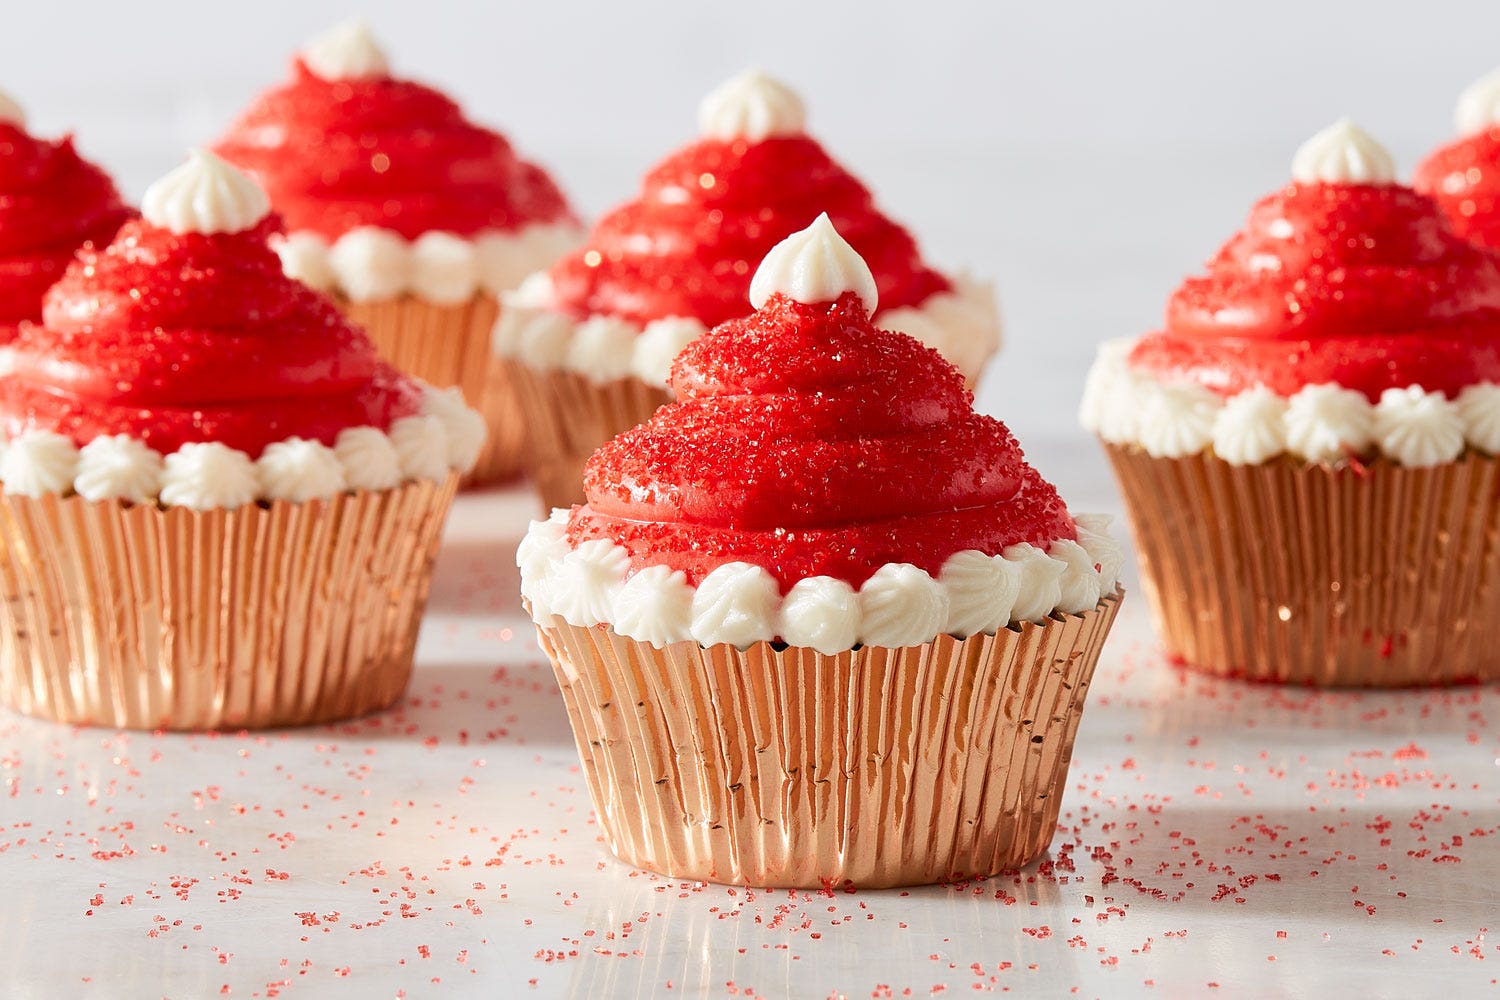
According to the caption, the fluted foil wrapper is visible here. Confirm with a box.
[504,362,671,511]
[533,591,1122,888]
[1105,443,1500,686]
[0,474,458,730]
[336,293,521,487]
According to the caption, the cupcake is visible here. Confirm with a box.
[214,20,580,486]
[497,70,1001,510]
[0,90,130,339]
[1082,121,1500,687]
[0,151,484,730]
[519,216,1120,888]
[1415,68,1500,248]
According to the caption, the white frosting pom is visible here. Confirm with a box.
[334,427,404,492]
[778,577,860,655]
[566,316,638,383]
[1456,67,1500,137]
[1,431,80,498]
[302,19,390,81]
[388,415,452,482]
[613,565,695,649]
[275,232,337,291]
[141,149,271,236]
[410,231,479,304]
[1072,515,1124,596]
[159,443,259,511]
[748,213,879,315]
[1051,540,1105,615]
[1004,544,1066,623]
[1457,382,1500,454]
[858,563,947,648]
[74,435,164,503]
[0,90,26,128]
[1212,386,1289,465]
[1284,383,1375,463]
[1136,381,1219,458]
[690,562,780,649]
[256,438,347,503]
[549,539,630,627]
[631,318,706,388]
[421,386,487,470]
[1290,120,1396,185]
[939,550,1019,638]
[515,511,571,620]
[328,227,411,302]
[1372,385,1465,468]
[698,69,806,142]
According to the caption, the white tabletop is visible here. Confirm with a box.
[2,485,1497,1000]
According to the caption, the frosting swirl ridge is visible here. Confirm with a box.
[568,292,1072,589]
[1130,181,1500,399]
[213,57,574,240]
[0,120,130,331]
[0,213,423,456]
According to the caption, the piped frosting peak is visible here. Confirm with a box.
[0,89,25,128]
[1290,119,1396,185]
[1456,67,1500,137]
[141,150,271,236]
[748,213,878,315]
[698,69,806,142]
[301,19,390,81]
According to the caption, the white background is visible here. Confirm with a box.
[10,0,1500,508]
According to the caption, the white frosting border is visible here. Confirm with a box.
[517,511,1122,652]
[277,221,584,305]
[0,383,486,510]
[492,272,1001,387]
[1079,338,1500,467]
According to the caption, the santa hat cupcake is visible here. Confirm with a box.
[1082,121,1500,686]
[497,70,1001,510]
[0,151,484,729]
[214,20,581,485]
[520,216,1117,888]
[0,90,130,338]
[1415,68,1500,249]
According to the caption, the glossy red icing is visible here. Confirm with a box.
[568,292,1074,589]
[1414,128,1500,250]
[544,136,950,328]
[1129,182,1500,400]
[0,123,130,337]
[0,215,423,455]
[213,59,574,240]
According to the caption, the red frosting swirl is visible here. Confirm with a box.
[1129,182,1500,400]
[213,60,574,239]
[1414,128,1500,251]
[0,215,423,455]
[0,123,130,335]
[568,292,1074,589]
[544,135,950,327]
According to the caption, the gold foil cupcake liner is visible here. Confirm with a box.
[504,361,671,511]
[0,474,458,730]
[335,293,523,487]
[533,591,1121,888]
[1105,444,1500,686]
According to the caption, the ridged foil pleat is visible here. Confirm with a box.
[1106,444,1500,686]
[0,474,457,730]
[534,592,1121,888]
